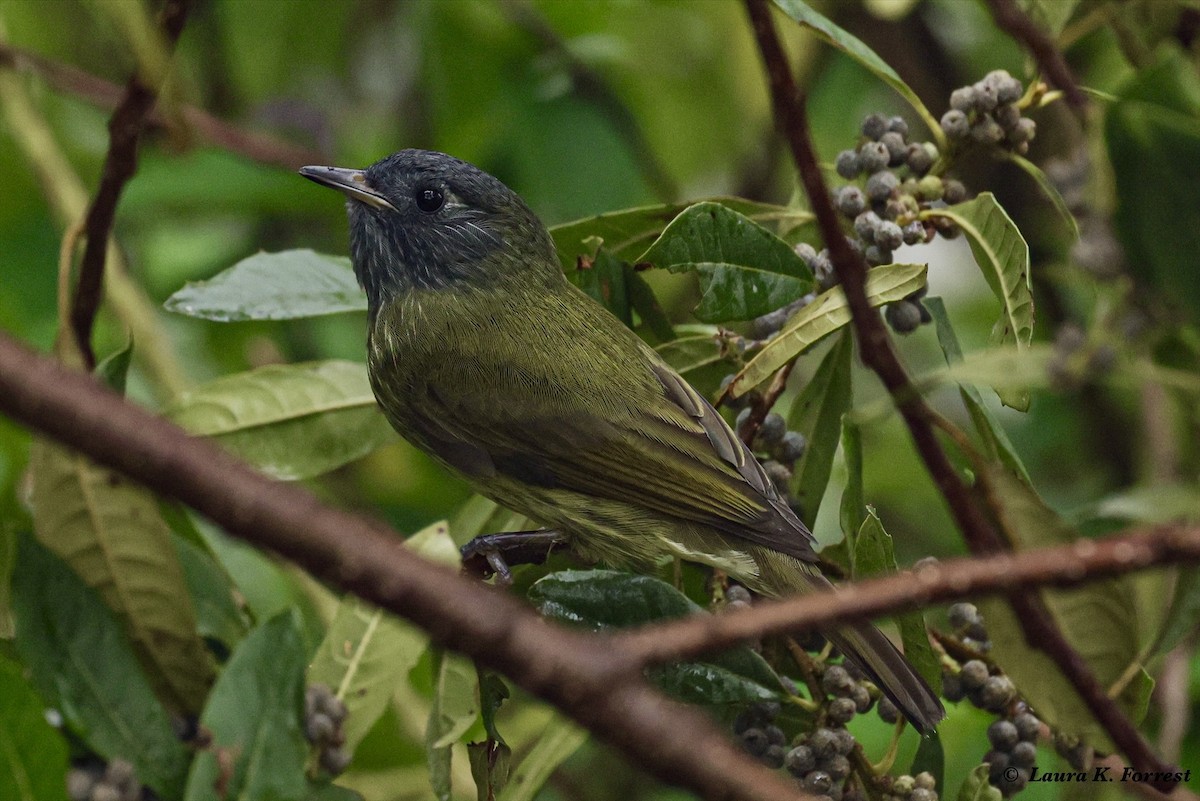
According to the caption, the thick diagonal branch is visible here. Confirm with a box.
[0,331,806,801]
[742,0,1173,787]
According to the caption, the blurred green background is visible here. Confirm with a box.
[1,1,1196,798]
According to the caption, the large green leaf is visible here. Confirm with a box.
[29,440,214,714]
[638,202,815,323]
[1106,49,1200,321]
[926,297,1030,483]
[787,332,854,528]
[497,715,586,801]
[925,194,1032,410]
[184,611,309,801]
[728,262,927,396]
[771,0,943,144]
[166,360,398,480]
[0,656,69,801]
[426,649,479,801]
[529,570,782,702]
[976,468,1149,750]
[308,522,459,756]
[164,249,366,320]
[851,511,941,692]
[549,198,811,273]
[12,537,190,799]
[171,533,249,653]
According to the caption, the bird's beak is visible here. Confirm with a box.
[299,165,397,211]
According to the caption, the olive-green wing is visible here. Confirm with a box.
[414,350,819,565]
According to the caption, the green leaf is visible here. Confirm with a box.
[568,245,631,326]
[957,763,1003,801]
[164,249,366,321]
[468,739,512,801]
[29,440,215,714]
[426,649,479,801]
[926,297,1030,483]
[549,198,811,273]
[184,611,309,801]
[0,656,69,801]
[639,202,814,323]
[648,662,779,705]
[1090,483,1200,524]
[1004,153,1080,239]
[12,536,190,799]
[851,512,941,691]
[626,268,677,342]
[477,670,509,745]
[1107,50,1200,321]
[730,262,926,397]
[925,194,1032,410]
[976,468,1146,750]
[95,339,134,395]
[166,360,398,480]
[309,521,457,757]
[497,715,586,801]
[771,0,943,144]
[529,570,782,700]
[838,415,864,544]
[654,327,726,379]
[787,332,854,528]
[910,730,944,792]
[306,784,365,801]
[171,533,249,653]
[1157,567,1200,655]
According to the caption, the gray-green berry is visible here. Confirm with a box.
[828,697,857,724]
[763,460,792,494]
[803,770,834,795]
[786,745,816,776]
[994,103,1020,130]
[885,301,922,334]
[824,754,852,781]
[980,675,1016,711]
[795,242,818,265]
[875,221,904,251]
[950,86,978,111]
[836,185,867,217]
[320,746,352,775]
[741,727,769,756]
[836,149,861,179]
[943,179,967,204]
[854,211,881,242]
[776,430,807,462]
[1013,712,1041,742]
[865,245,892,267]
[809,728,839,759]
[880,131,907,165]
[757,412,786,445]
[988,720,1020,751]
[905,143,933,175]
[902,221,925,245]
[862,113,888,140]
[940,109,969,139]
[915,772,937,791]
[1009,117,1036,144]
[866,170,899,202]
[762,744,786,769]
[960,659,989,689]
[970,115,1004,144]
[887,116,909,137]
[859,141,890,173]
[877,697,899,724]
[948,602,979,631]
[1010,741,1037,768]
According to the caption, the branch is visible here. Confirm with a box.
[615,522,1200,662]
[981,0,1087,111]
[741,0,1175,787]
[69,0,192,367]
[0,330,809,801]
[0,42,324,171]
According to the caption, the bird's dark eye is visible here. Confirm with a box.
[414,186,444,213]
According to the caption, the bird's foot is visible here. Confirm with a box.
[460,529,566,584]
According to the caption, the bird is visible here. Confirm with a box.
[299,149,944,733]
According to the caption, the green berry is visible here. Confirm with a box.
[786,745,816,776]
[836,149,861,179]
[960,660,989,689]
[940,109,969,139]
[885,301,921,334]
[862,113,889,140]
[859,141,890,173]
[866,170,899,202]
[916,175,944,201]
[836,185,867,217]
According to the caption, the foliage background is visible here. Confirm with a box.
[0,1,1197,800]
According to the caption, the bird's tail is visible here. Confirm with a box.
[749,547,945,734]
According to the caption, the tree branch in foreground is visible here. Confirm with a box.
[0,330,808,801]
[741,0,1175,788]
[70,0,191,367]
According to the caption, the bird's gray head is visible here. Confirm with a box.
[300,150,557,312]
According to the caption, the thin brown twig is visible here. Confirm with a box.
[0,330,807,801]
[741,0,1174,787]
[981,0,1087,111]
[69,0,192,368]
[616,523,1200,664]
[0,42,323,171]
[738,357,799,446]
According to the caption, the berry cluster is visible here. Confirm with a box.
[67,759,141,801]
[947,601,992,653]
[784,725,858,798]
[305,683,351,775]
[882,771,941,801]
[983,709,1043,797]
[940,71,1035,155]
[718,390,809,499]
